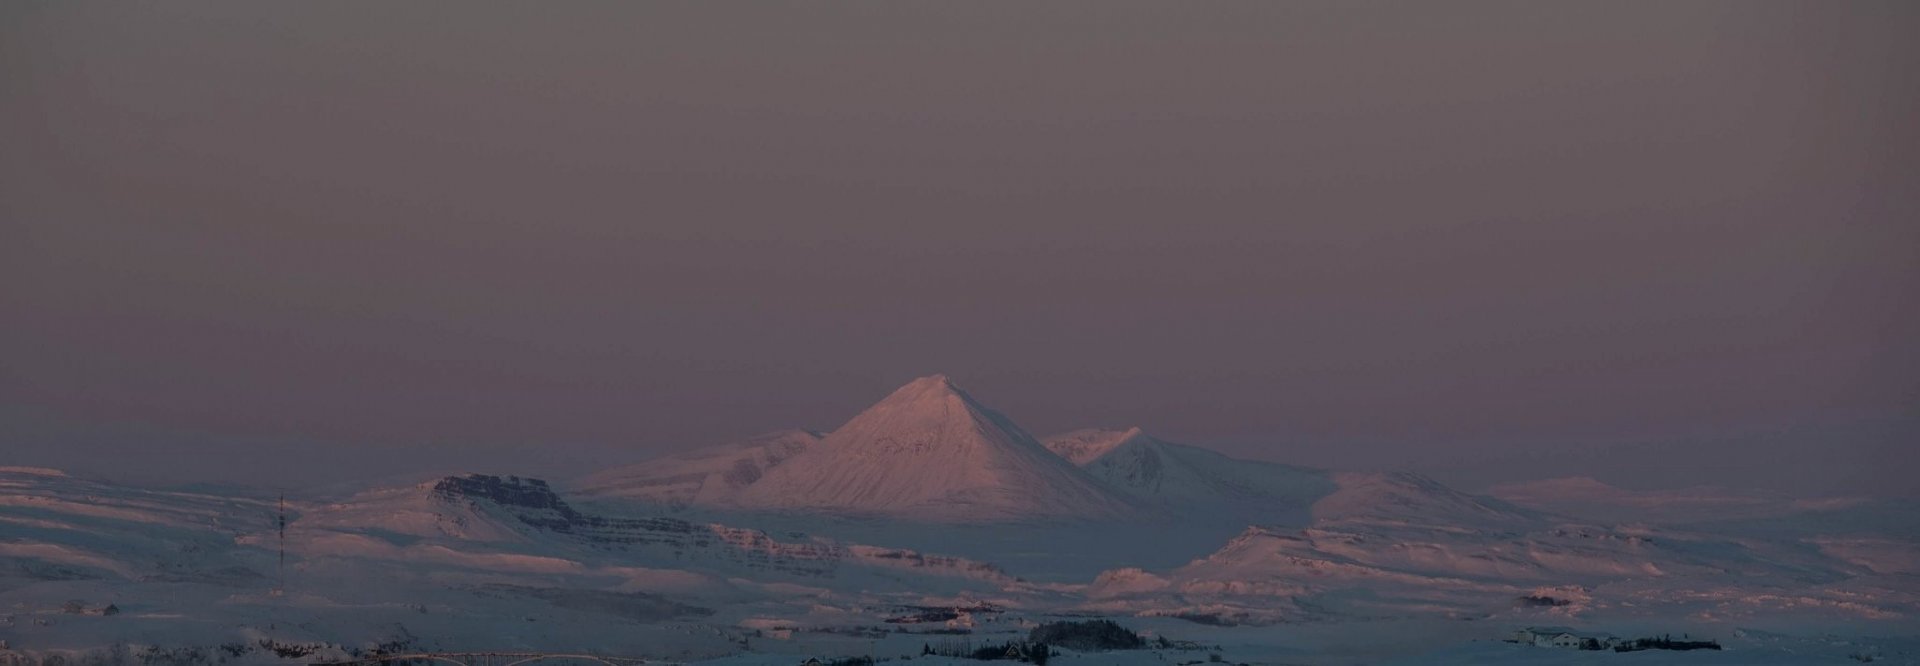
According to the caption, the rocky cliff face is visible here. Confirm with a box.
[432,474,573,514]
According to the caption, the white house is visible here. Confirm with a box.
[1511,626,1618,649]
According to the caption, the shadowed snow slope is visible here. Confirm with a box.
[0,468,276,587]
[1313,471,1544,529]
[1487,477,1920,538]
[730,375,1133,522]
[1044,427,1334,524]
[1092,500,1906,626]
[290,473,1020,588]
[1042,430,1535,532]
[573,429,822,505]
[1487,476,1787,523]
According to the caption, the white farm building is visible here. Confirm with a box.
[1511,626,1619,649]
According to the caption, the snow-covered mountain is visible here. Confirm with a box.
[6,455,1917,663]
[8,377,1917,663]
[729,375,1133,522]
[294,472,1021,585]
[1086,474,1909,628]
[573,429,822,506]
[1043,427,1332,523]
[1040,429,1534,533]
[572,383,1523,529]
[1311,471,1543,529]
[0,466,1042,657]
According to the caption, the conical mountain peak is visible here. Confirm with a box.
[730,375,1131,521]
[858,374,979,414]
[827,375,1016,453]
[905,373,958,389]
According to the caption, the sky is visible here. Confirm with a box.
[2,2,1916,497]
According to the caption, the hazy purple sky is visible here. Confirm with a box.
[3,2,1915,496]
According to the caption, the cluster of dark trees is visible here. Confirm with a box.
[813,658,875,666]
[1612,635,1722,652]
[921,639,1053,664]
[1026,619,1146,651]
[911,621,1206,664]
[1515,594,1571,607]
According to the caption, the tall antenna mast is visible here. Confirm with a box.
[273,492,286,597]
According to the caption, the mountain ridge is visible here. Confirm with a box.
[1043,427,1334,524]
[575,429,823,506]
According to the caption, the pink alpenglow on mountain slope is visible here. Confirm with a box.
[575,429,823,505]
[731,375,1133,522]
[1045,427,1333,513]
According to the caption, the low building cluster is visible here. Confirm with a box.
[1510,626,1619,650]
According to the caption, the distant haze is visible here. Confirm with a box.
[2,2,1915,497]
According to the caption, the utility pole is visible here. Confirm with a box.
[272,492,286,597]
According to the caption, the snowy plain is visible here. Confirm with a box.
[3,377,1915,664]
